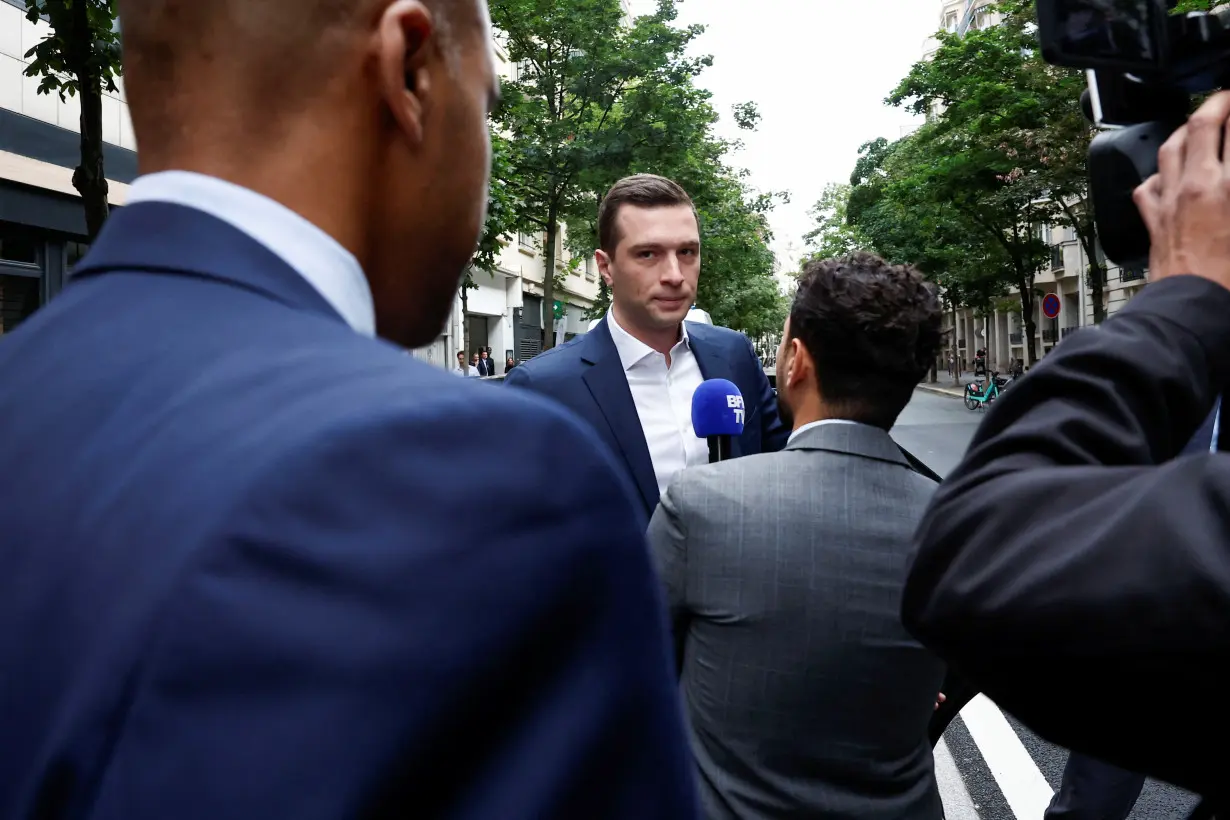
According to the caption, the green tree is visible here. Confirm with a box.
[490,0,712,349]
[22,0,122,240]
[843,134,1009,381]
[890,25,1058,363]
[801,182,867,265]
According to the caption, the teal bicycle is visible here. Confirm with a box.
[964,371,1012,411]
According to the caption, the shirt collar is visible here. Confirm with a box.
[125,171,376,336]
[606,309,690,372]
[787,418,863,446]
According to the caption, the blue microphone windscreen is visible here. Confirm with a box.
[691,379,746,438]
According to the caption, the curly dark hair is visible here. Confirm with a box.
[789,252,942,429]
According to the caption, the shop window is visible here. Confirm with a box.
[0,274,41,336]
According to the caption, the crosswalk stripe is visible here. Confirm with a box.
[936,736,982,819]
[961,695,1055,819]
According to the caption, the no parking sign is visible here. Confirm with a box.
[1042,293,1061,320]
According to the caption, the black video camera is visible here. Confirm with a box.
[1036,0,1230,269]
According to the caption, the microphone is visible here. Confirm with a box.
[691,379,746,464]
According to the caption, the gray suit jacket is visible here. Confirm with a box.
[647,422,946,820]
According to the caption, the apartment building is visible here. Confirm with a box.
[0,0,135,337]
[0,7,600,366]
[926,0,1147,371]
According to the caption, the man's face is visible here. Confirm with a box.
[480,350,488,359]
[597,204,700,334]
[775,317,796,429]
[370,0,499,347]
[457,353,466,367]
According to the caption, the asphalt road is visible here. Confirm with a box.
[893,390,1199,820]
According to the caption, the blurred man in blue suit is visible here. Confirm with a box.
[0,1,697,818]
[506,175,786,515]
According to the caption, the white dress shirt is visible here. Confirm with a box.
[787,418,861,446]
[125,171,376,336]
[607,310,707,499]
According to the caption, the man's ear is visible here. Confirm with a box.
[375,0,435,146]
[596,250,615,287]
[786,338,811,389]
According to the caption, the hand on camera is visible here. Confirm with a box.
[1134,91,1230,291]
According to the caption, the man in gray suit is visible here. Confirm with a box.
[647,252,946,820]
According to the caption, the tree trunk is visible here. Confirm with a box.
[929,361,938,384]
[541,206,559,350]
[70,0,109,240]
[1018,277,1038,366]
[1087,261,1106,325]
[951,301,961,387]
[461,286,471,359]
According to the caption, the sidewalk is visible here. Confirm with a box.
[917,371,977,400]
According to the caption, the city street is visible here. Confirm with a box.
[892,390,1199,820]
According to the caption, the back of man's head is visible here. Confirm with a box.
[789,252,942,430]
[116,0,496,349]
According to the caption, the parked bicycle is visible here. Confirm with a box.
[964,371,1013,411]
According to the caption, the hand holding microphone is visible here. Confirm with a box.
[691,379,746,464]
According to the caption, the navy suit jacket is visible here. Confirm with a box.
[0,202,698,819]
[504,317,787,514]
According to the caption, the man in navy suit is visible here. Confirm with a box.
[0,1,697,818]
[506,175,787,515]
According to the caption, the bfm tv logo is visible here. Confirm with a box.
[727,394,746,425]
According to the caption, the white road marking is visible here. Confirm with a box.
[936,736,981,820]
[961,695,1055,819]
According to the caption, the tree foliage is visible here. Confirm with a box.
[801,182,867,266]
[23,0,122,240]
[485,0,786,344]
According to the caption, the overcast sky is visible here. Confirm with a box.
[626,0,942,271]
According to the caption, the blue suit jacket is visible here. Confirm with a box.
[505,317,787,514]
[0,202,698,819]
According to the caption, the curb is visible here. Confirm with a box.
[916,383,966,400]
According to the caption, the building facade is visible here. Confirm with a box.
[0,0,136,338]
[925,0,1146,373]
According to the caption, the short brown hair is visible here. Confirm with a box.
[597,174,699,255]
[790,252,942,430]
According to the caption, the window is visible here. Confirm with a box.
[66,242,90,272]
[0,228,39,267]
[518,233,536,250]
[0,274,41,336]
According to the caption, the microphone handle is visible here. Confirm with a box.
[707,435,733,464]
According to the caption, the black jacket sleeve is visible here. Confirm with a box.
[903,276,1230,795]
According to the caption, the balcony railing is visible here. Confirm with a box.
[1121,266,1146,283]
[1042,327,1058,343]
[1009,332,1023,345]
[1050,246,1065,271]
[1061,326,1079,338]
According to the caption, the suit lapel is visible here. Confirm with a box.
[581,320,659,512]
[687,323,735,384]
